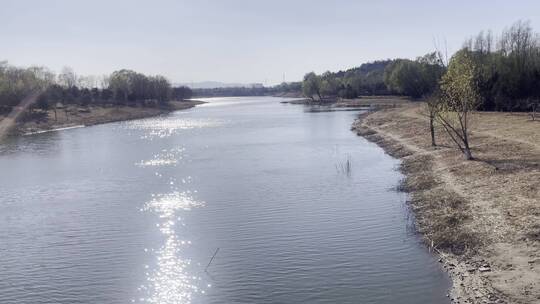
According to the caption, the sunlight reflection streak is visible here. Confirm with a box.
[139,191,205,304]
[125,117,222,139]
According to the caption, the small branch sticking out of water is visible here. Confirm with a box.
[205,247,220,272]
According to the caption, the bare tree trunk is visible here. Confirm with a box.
[437,111,475,160]
[429,114,436,146]
[463,134,473,160]
[425,94,442,147]
[463,146,473,160]
[461,112,473,160]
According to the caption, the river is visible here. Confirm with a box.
[0,97,449,303]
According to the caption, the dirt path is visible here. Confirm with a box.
[353,103,540,304]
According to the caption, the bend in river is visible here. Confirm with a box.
[0,97,450,304]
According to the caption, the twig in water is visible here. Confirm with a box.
[205,247,220,272]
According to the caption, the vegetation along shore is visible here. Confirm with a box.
[0,64,202,137]
[344,21,540,304]
[278,19,540,303]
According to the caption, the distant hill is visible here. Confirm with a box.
[333,60,393,78]
[175,81,264,89]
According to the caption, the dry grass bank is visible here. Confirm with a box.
[335,95,411,107]
[0,100,204,136]
[353,102,540,304]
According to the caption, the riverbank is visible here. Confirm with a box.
[352,102,540,303]
[1,100,204,136]
[272,91,305,98]
[279,95,410,107]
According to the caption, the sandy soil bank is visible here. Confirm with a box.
[353,102,540,304]
[280,95,410,107]
[1,100,204,136]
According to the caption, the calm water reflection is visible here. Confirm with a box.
[0,97,449,303]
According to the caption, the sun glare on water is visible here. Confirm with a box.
[125,117,222,139]
[136,148,186,168]
[137,191,206,304]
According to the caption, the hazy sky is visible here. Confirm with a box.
[2,0,540,85]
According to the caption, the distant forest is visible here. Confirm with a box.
[191,82,302,97]
[0,64,193,114]
[300,60,393,100]
[301,20,540,112]
[191,61,392,99]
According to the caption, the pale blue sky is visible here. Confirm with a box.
[2,0,540,85]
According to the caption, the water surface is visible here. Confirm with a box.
[0,97,449,303]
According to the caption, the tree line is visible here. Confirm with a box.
[458,20,540,112]
[302,20,540,114]
[301,20,540,161]
[395,21,540,160]
[301,56,446,101]
[386,20,540,112]
[0,62,193,115]
[191,82,302,97]
[392,21,540,160]
[302,60,392,101]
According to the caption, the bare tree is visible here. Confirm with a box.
[58,66,77,88]
[438,50,481,160]
[99,75,110,89]
[424,92,443,146]
[78,75,97,89]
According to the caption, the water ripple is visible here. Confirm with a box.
[136,148,186,168]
